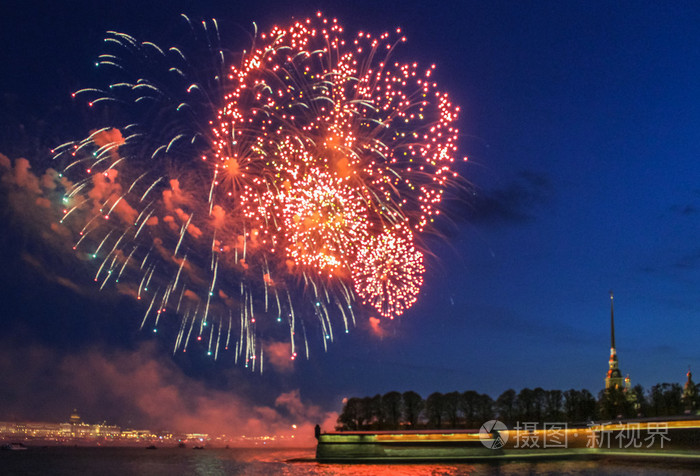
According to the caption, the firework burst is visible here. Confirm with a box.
[352,226,425,319]
[51,13,465,370]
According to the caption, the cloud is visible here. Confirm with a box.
[0,152,11,169]
[0,341,336,445]
[458,171,553,226]
[0,156,104,297]
[0,154,70,239]
[211,205,226,228]
[1,156,60,198]
[368,316,387,338]
[187,222,203,239]
[264,341,295,373]
[90,128,124,162]
[10,157,42,194]
[163,179,189,212]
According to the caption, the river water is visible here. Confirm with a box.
[0,446,696,475]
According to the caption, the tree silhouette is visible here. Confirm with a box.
[563,389,578,422]
[564,389,593,423]
[402,391,424,428]
[629,384,645,417]
[578,389,596,421]
[516,388,535,422]
[598,387,633,420]
[360,396,375,429]
[461,390,480,428]
[337,397,363,430]
[496,389,516,425]
[426,392,445,429]
[336,379,691,431]
[649,383,683,417]
[475,393,495,424]
[442,391,461,428]
[381,391,402,430]
[544,389,563,421]
[532,387,546,422]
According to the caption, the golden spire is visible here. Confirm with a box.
[610,290,615,350]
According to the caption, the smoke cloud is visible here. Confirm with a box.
[0,340,336,446]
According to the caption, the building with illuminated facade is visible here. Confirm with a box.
[0,410,141,444]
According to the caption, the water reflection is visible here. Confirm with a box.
[0,447,696,476]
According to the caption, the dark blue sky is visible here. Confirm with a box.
[0,0,698,431]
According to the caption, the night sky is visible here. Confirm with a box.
[1,0,698,439]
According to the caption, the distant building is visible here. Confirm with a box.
[69,409,81,424]
[604,292,631,391]
[682,369,698,414]
[1,410,126,444]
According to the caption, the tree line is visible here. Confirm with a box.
[336,383,700,431]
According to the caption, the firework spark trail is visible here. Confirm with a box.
[52,12,465,369]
